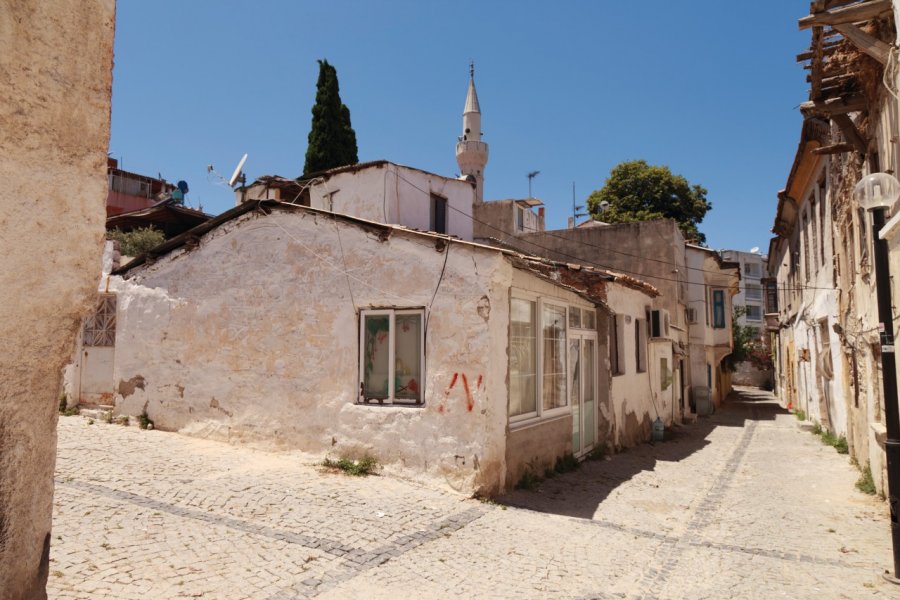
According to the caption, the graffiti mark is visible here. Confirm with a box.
[476,374,483,390]
[444,372,459,397]
[462,374,474,412]
[436,404,445,414]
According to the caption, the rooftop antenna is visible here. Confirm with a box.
[469,60,475,79]
[527,170,540,198]
[573,181,587,225]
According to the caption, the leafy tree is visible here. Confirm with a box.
[107,227,165,257]
[723,306,773,372]
[303,59,358,175]
[587,160,711,244]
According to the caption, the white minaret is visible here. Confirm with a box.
[456,62,488,204]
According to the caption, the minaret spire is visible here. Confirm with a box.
[456,62,488,204]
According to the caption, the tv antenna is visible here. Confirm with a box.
[572,181,587,225]
[527,170,540,198]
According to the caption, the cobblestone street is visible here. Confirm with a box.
[49,388,896,599]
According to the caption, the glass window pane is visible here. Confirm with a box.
[583,310,596,330]
[363,315,390,399]
[395,314,422,402]
[510,299,537,417]
[568,307,581,329]
[542,304,567,410]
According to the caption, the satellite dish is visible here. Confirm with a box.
[177,180,189,194]
[599,200,610,211]
[750,246,760,254]
[228,153,248,187]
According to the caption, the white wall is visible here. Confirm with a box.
[108,208,509,495]
[308,164,476,241]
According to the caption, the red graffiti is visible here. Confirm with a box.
[476,374,483,390]
[436,404,445,414]
[444,372,459,397]
[462,373,474,412]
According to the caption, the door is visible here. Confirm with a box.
[570,332,598,457]
[78,294,117,405]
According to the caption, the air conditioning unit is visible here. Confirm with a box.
[650,309,670,338]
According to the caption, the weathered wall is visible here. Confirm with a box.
[0,1,115,597]
[505,416,571,489]
[110,208,511,495]
[309,164,475,241]
[731,361,772,388]
[473,199,542,243]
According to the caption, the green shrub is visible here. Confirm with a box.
[107,226,165,257]
[138,410,153,430]
[811,421,823,435]
[794,409,806,421]
[323,455,378,476]
[587,446,606,461]
[58,394,68,414]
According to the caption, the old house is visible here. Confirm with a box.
[769,0,900,494]
[92,199,658,495]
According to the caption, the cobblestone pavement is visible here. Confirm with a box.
[49,387,896,599]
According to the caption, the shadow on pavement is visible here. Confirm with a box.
[498,386,789,520]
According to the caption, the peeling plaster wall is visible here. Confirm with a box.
[110,209,510,495]
[308,164,475,241]
[0,1,115,596]
[604,285,661,449]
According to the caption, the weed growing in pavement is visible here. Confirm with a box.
[515,469,541,491]
[58,394,68,414]
[116,415,129,426]
[138,410,154,430]
[856,464,877,495]
[819,430,849,454]
[794,408,807,421]
[104,410,113,424]
[587,446,607,461]
[87,419,94,425]
[554,453,580,474]
[322,455,378,476]
[811,421,823,435]
[61,406,80,417]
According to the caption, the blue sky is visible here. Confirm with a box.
[111,1,809,252]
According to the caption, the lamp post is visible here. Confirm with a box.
[855,172,900,583]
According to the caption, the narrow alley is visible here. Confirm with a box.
[48,387,893,599]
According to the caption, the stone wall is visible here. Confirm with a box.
[0,1,115,597]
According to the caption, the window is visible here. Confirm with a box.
[542,304,567,410]
[568,307,581,329]
[509,296,574,420]
[743,263,760,278]
[745,283,762,301]
[819,178,827,266]
[83,294,116,347]
[811,196,819,274]
[858,207,869,269]
[509,299,537,418]
[802,210,811,282]
[516,206,525,231]
[610,313,625,375]
[712,289,726,329]
[360,309,424,405]
[635,319,647,372]
[686,307,698,324]
[431,194,447,234]
[764,279,778,313]
[745,305,762,321]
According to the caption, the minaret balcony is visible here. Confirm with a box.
[456,140,489,156]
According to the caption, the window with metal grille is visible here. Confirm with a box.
[83,295,117,347]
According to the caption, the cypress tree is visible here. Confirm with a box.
[303,59,359,175]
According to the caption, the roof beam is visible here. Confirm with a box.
[800,95,868,115]
[832,113,869,154]
[813,142,855,155]
[832,22,891,63]
[799,0,893,30]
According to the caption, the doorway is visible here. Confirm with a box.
[570,332,598,457]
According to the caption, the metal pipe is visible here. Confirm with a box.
[871,207,900,580]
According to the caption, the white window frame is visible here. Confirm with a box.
[509,290,589,426]
[358,308,425,406]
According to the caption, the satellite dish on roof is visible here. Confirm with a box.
[177,180,189,194]
[228,153,248,187]
[750,246,760,254]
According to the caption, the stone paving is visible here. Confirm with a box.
[48,387,897,599]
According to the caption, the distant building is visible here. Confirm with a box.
[720,250,767,337]
[106,157,176,217]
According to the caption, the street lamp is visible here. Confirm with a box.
[854,172,900,583]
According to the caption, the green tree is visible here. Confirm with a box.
[587,160,711,244]
[107,227,165,257]
[303,59,358,175]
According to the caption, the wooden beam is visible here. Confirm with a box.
[800,95,868,114]
[799,0,892,30]
[813,142,854,155]
[832,113,869,154]
[833,22,891,64]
